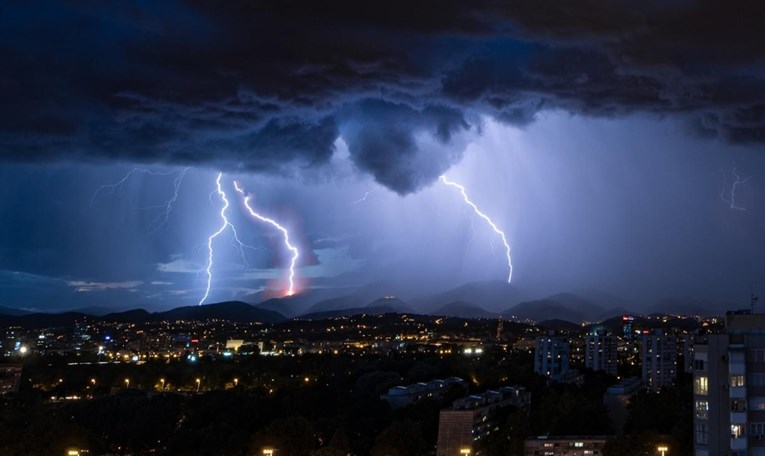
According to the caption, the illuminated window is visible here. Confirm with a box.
[695,400,709,419]
[694,376,708,395]
[732,375,746,387]
[732,424,745,439]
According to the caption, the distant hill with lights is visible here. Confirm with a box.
[0,301,286,328]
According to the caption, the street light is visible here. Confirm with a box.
[195,378,201,391]
[262,449,275,456]
[124,378,130,389]
[233,378,239,387]
[160,378,165,390]
[657,445,669,456]
[459,448,471,455]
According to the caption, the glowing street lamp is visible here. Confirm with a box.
[657,445,669,456]
[459,448,471,455]
[160,378,165,390]
[262,449,275,456]
[233,378,239,387]
[124,378,130,389]
[196,378,201,391]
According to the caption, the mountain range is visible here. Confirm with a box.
[0,280,731,327]
[0,301,286,328]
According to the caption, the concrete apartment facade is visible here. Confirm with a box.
[694,312,765,456]
[641,329,677,392]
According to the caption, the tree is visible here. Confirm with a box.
[371,420,427,456]
[313,429,351,456]
[251,416,317,456]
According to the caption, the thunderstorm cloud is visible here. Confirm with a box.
[2,0,765,194]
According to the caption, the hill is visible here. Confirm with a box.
[504,292,617,323]
[431,301,496,319]
[411,280,530,314]
[366,297,412,313]
[299,306,404,320]
[0,301,286,328]
[303,280,409,315]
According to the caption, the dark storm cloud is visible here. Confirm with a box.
[1,0,765,193]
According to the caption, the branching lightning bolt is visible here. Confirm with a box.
[233,181,300,296]
[92,167,192,235]
[91,168,176,205]
[143,167,190,234]
[198,173,259,305]
[440,175,513,283]
[721,164,752,211]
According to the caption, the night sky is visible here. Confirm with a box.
[2,1,765,312]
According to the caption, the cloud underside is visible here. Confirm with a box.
[1,0,764,193]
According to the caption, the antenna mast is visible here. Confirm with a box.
[751,294,759,313]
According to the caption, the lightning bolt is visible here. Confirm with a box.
[198,172,259,305]
[91,168,176,205]
[92,167,191,235]
[352,189,375,204]
[721,164,752,211]
[143,167,190,234]
[440,175,513,283]
[233,181,300,296]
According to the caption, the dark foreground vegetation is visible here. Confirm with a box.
[0,347,691,456]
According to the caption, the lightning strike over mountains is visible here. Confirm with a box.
[721,165,752,211]
[234,181,300,296]
[198,172,258,305]
[440,175,513,283]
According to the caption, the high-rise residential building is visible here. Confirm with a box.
[682,334,695,374]
[436,386,531,456]
[622,315,635,341]
[693,311,765,456]
[585,332,618,376]
[641,329,677,392]
[534,332,570,381]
